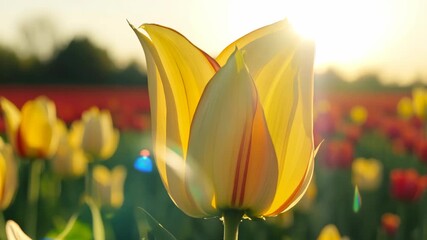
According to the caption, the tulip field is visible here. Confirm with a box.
[1,84,427,240]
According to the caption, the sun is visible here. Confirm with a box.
[226,0,392,76]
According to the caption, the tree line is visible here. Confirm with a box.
[0,37,147,86]
[0,31,422,91]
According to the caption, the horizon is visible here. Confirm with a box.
[2,0,427,85]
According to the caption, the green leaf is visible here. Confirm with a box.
[85,197,105,240]
[136,208,177,240]
[45,219,92,240]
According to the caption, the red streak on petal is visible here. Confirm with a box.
[238,137,252,206]
[16,125,26,157]
[231,130,246,206]
[231,123,248,206]
[201,51,220,72]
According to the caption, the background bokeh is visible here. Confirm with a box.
[2,2,427,239]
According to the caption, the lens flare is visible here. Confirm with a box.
[353,185,362,213]
[134,156,153,173]
[140,149,151,157]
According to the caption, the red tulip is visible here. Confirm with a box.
[320,140,354,168]
[390,169,426,202]
[341,124,362,143]
[381,213,400,237]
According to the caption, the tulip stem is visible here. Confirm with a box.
[26,160,44,238]
[0,211,5,240]
[85,162,94,197]
[222,210,244,240]
[85,196,105,240]
[55,212,79,239]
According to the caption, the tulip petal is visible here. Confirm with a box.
[111,166,127,208]
[268,145,319,215]
[187,50,278,216]
[216,20,294,67]
[130,22,219,217]
[263,43,315,215]
[131,23,219,156]
[100,129,119,159]
[218,20,315,215]
[20,96,58,158]
[81,108,104,157]
[1,143,18,209]
[6,220,31,240]
[0,98,21,149]
[99,110,119,159]
[52,120,87,178]
[69,120,83,146]
[0,149,6,203]
[93,165,112,206]
[318,224,342,240]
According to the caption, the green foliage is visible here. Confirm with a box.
[45,218,92,240]
[48,38,115,84]
[0,39,147,86]
[315,69,420,93]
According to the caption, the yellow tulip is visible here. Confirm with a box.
[412,87,427,119]
[352,158,383,191]
[0,137,18,210]
[396,97,413,119]
[51,120,88,178]
[5,220,31,240]
[0,96,59,159]
[317,224,342,240]
[92,165,126,208]
[71,107,119,160]
[349,105,367,125]
[130,20,316,219]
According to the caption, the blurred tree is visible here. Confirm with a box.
[315,69,415,92]
[0,45,20,82]
[351,73,383,90]
[48,37,115,84]
[315,69,348,93]
[110,62,147,86]
[0,44,44,84]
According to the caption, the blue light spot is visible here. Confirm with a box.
[134,156,153,173]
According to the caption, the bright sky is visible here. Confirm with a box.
[1,0,427,84]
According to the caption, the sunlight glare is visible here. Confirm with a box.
[226,0,392,75]
[286,0,390,69]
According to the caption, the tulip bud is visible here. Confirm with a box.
[51,120,87,178]
[6,220,31,240]
[412,87,427,119]
[72,107,119,161]
[1,96,59,159]
[352,158,382,191]
[317,224,341,240]
[381,213,400,237]
[92,165,127,208]
[349,105,367,125]
[390,169,425,202]
[0,137,18,210]
[321,140,354,169]
[397,97,413,119]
